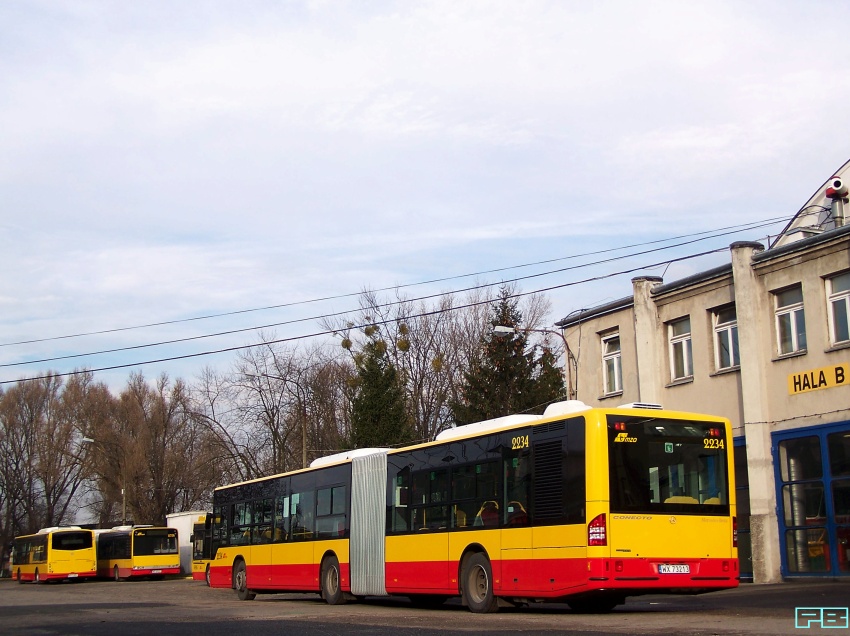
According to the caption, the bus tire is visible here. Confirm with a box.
[320,556,345,605]
[205,564,211,587]
[461,553,498,613]
[113,565,121,582]
[16,569,23,584]
[233,560,255,601]
[34,569,41,584]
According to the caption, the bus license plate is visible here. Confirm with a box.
[68,573,78,578]
[659,564,690,574]
[152,570,162,574]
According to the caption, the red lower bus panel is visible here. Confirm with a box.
[111,566,181,579]
[17,571,97,583]
[385,557,737,598]
[209,560,351,593]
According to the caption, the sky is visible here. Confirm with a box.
[2,0,850,392]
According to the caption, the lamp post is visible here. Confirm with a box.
[493,325,576,400]
[81,437,126,525]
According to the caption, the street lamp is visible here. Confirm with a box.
[81,437,126,525]
[493,325,576,400]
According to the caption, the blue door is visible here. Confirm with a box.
[773,422,850,577]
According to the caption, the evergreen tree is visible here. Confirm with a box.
[350,338,414,448]
[450,288,564,425]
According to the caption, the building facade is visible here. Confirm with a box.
[557,164,850,583]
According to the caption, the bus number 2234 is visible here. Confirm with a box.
[512,435,529,450]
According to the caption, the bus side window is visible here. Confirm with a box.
[274,496,289,542]
[291,491,315,540]
[504,450,531,526]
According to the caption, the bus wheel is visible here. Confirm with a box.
[34,569,41,584]
[461,553,498,613]
[320,556,345,605]
[16,569,23,584]
[233,561,255,601]
[113,565,121,582]
[205,564,211,587]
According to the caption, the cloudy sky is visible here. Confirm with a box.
[2,0,849,390]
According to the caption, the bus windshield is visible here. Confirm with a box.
[607,415,730,515]
[133,529,178,556]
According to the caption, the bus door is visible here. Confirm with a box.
[251,499,275,585]
[387,467,450,592]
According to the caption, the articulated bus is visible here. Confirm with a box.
[96,525,180,580]
[191,512,215,584]
[208,400,738,613]
[11,527,97,583]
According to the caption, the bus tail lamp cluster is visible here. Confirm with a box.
[588,513,607,546]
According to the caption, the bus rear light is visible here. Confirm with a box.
[614,560,623,572]
[588,513,607,546]
[732,516,738,548]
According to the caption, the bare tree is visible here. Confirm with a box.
[190,366,261,485]
[92,373,213,525]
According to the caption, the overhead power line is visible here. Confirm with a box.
[0,216,786,349]
[0,219,779,370]
[0,246,728,386]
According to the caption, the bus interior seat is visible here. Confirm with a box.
[454,508,467,528]
[506,500,528,525]
[475,501,499,527]
[703,497,721,504]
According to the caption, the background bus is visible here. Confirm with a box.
[96,525,180,580]
[190,512,214,584]
[208,400,738,612]
[12,527,97,583]
[165,510,209,576]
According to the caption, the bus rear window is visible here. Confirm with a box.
[133,530,178,556]
[607,415,730,515]
[52,532,93,551]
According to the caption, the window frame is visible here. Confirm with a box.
[712,305,740,371]
[668,317,693,381]
[774,285,807,356]
[826,271,850,346]
[601,331,622,395]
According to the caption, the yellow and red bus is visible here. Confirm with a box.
[96,525,180,580]
[11,527,97,583]
[190,512,214,584]
[208,401,738,612]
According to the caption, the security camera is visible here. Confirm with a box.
[825,176,848,199]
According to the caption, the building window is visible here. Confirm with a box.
[713,306,739,370]
[827,271,850,345]
[775,286,807,355]
[668,317,693,381]
[601,332,622,394]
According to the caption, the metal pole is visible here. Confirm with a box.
[302,407,307,469]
